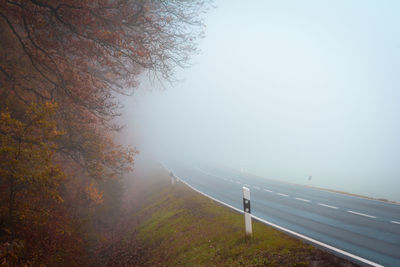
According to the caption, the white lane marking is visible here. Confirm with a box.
[391,220,400,225]
[253,186,261,190]
[317,203,338,209]
[236,181,241,184]
[163,165,384,267]
[229,179,234,183]
[244,184,250,187]
[263,188,273,193]
[277,193,289,197]
[295,197,310,203]
[347,210,376,219]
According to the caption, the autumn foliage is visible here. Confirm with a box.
[0,0,207,265]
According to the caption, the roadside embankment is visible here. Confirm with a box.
[99,160,357,266]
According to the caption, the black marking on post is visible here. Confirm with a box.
[243,198,251,213]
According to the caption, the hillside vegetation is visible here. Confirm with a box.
[0,2,207,265]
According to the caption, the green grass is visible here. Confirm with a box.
[120,162,356,266]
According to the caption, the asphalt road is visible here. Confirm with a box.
[165,161,400,267]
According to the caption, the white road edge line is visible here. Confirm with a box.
[348,210,376,219]
[318,203,338,209]
[263,188,273,193]
[391,220,400,225]
[277,193,289,197]
[253,186,261,190]
[295,197,310,203]
[236,181,241,184]
[244,184,250,187]
[161,165,383,267]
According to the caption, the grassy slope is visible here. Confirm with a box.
[105,160,357,266]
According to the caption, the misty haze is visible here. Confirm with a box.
[2,0,400,266]
[122,0,400,203]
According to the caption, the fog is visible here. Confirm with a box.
[121,0,400,201]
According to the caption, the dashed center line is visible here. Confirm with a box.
[201,170,391,224]
[348,210,376,219]
[295,197,310,203]
[318,203,338,209]
[277,193,289,197]
[192,168,400,227]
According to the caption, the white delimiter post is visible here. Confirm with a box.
[242,186,252,236]
[169,171,175,185]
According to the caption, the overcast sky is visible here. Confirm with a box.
[122,0,400,201]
